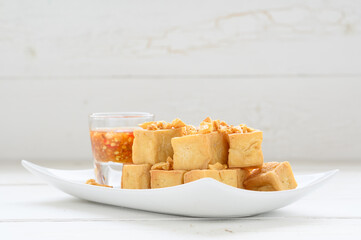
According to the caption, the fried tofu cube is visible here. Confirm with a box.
[244,161,297,191]
[150,170,186,189]
[172,132,228,170]
[132,128,183,165]
[228,131,264,168]
[232,168,249,189]
[184,170,220,183]
[184,169,248,188]
[121,164,151,189]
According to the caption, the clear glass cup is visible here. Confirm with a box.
[89,112,154,187]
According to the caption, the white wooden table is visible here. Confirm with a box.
[1,160,360,239]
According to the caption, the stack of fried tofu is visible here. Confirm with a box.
[121,117,297,191]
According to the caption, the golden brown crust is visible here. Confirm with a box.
[184,169,220,184]
[132,128,183,165]
[150,170,186,189]
[246,162,279,179]
[172,131,229,170]
[121,164,151,189]
[228,131,264,168]
[244,162,298,191]
[184,169,248,188]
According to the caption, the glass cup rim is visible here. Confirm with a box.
[89,112,154,119]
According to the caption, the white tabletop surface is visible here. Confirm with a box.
[1,160,360,239]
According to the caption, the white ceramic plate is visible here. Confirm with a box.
[22,160,338,217]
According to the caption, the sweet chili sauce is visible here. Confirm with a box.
[90,128,134,163]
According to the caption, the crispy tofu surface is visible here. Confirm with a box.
[121,164,151,189]
[150,170,186,189]
[244,161,297,191]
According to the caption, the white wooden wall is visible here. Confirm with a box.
[0,0,360,163]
